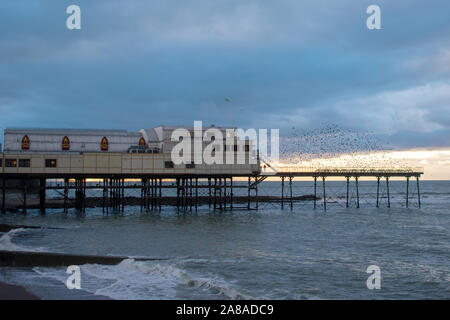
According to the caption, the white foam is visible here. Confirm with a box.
[33,259,252,300]
[0,228,44,252]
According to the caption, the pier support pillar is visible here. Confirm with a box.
[83,178,87,213]
[208,178,212,208]
[255,177,259,210]
[190,178,194,211]
[416,177,421,208]
[376,177,380,208]
[346,177,350,208]
[39,178,46,214]
[22,179,27,215]
[355,176,360,209]
[247,177,251,210]
[281,177,285,209]
[230,177,233,210]
[386,177,390,208]
[313,176,317,209]
[159,179,162,211]
[177,178,180,212]
[121,178,125,213]
[289,176,293,210]
[322,176,326,211]
[64,178,69,213]
[406,177,410,208]
[214,178,217,211]
[195,178,198,212]
[1,178,5,214]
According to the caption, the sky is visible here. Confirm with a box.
[0,1,449,178]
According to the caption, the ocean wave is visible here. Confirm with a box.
[0,228,44,252]
[33,259,252,300]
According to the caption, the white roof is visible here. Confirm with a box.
[5,127,141,136]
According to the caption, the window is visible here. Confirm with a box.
[234,145,238,152]
[45,159,57,168]
[245,144,250,152]
[0,159,2,167]
[62,136,70,151]
[101,137,109,151]
[164,161,174,169]
[186,162,195,169]
[138,137,146,146]
[21,135,30,150]
[19,159,31,167]
[5,159,17,167]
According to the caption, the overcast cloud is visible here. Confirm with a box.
[0,0,449,149]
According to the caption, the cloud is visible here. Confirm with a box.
[0,0,450,152]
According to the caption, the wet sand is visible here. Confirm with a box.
[0,281,40,300]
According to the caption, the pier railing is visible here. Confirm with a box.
[261,165,424,176]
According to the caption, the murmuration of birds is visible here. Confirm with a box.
[276,124,407,170]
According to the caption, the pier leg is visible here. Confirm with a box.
[214,178,217,211]
[346,176,349,208]
[195,178,198,212]
[151,178,154,211]
[322,177,326,212]
[64,178,69,213]
[23,180,27,215]
[386,177,390,208]
[159,178,162,211]
[146,179,150,212]
[416,176,421,208]
[289,176,293,210]
[140,179,144,212]
[122,179,125,213]
[281,177,285,209]
[83,178,86,213]
[255,177,259,210]
[376,177,380,208]
[2,178,6,214]
[406,177,409,208]
[102,179,106,213]
[105,178,109,213]
[181,178,184,212]
[313,176,317,209]
[176,178,180,211]
[230,177,234,210]
[223,178,227,210]
[208,178,212,208]
[39,178,46,214]
[247,177,251,210]
[355,176,360,209]
[189,178,194,212]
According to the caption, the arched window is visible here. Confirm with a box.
[138,137,146,146]
[101,137,109,151]
[21,135,30,150]
[62,136,70,151]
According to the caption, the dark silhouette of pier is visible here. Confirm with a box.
[0,166,424,214]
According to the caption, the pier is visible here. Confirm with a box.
[0,166,424,214]
[0,126,424,214]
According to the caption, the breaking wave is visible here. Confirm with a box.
[34,259,252,300]
[0,228,44,252]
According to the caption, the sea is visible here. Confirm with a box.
[0,180,449,300]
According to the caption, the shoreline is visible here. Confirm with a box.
[0,280,40,300]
